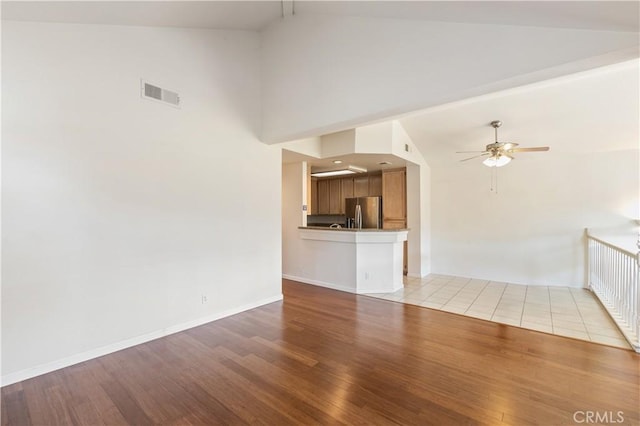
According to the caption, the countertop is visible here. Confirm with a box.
[298,226,409,232]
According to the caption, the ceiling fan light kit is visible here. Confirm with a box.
[483,154,511,168]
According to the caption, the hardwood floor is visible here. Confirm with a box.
[2,279,639,425]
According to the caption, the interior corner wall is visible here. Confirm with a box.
[261,14,638,143]
[391,121,427,166]
[282,161,306,277]
[406,163,431,278]
[1,21,282,384]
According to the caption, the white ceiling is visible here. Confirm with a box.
[285,60,639,172]
[399,60,639,168]
[2,1,638,32]
[295,1,640,32]
[283,149,407,173]
[1,1,282,31]
[5,1,637,172]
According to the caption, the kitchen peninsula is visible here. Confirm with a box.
[294,226,408,294]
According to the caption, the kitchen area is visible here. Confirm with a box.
[283,158,411,295]
[281,122,430,295]
[306,167,409,273]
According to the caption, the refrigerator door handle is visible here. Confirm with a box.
[355,204,362,229]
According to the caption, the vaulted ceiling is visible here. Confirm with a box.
[3,1,638,32]
[399,60,639,168]
[4,1,638,166]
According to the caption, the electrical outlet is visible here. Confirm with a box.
[201,295,208,304]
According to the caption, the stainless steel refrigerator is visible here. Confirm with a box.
[345,197,382,229]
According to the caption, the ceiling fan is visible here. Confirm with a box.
[457,120,549,167]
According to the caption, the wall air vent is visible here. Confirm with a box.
[141,79,180,108]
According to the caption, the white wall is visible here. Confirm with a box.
[2,21,282,384]
[261,14,638,143]
[431,150,638,287]
[354,123,391,153]
[412,61,640,287]
[321,130,356,157]
[281,137,323,159]
[282,161,307,276]
[406,163,431,278]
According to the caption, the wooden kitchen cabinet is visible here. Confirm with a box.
[329,179,342,214]
[310,178,318,215]
[311,171,390,215]
[315,177,347,215]
[382,168,406,226]
[341,177,354,214]
[317,179,330,214]
[369,173,382,197]
[383,219,406,229]
[353,175,369,197]
[382,168,408,275]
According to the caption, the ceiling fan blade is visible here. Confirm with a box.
[456,151,486,153]
[460,152,490,162]
[510,147,549,152]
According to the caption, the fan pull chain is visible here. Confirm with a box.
[490,166,499,193]
[490,167,494,192]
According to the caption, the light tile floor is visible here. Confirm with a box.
[366,274,631,350]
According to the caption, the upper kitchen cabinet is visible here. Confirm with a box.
[329,179,342,214]
[369,172,382,197]
[317,179,330,214]
[341,177,354,214]
[316,178,342,215]
[353,175,369,197]
[310,177,318,215]
[382,168,406,229]
[312,171,390,215]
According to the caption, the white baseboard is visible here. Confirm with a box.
[1,294,283,387]
[406,272,427,279]
[282,274,355,294]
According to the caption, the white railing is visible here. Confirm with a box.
[586,229,639,352]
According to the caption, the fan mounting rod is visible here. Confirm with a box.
[490,120,502,143]
[487,120,502,144]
